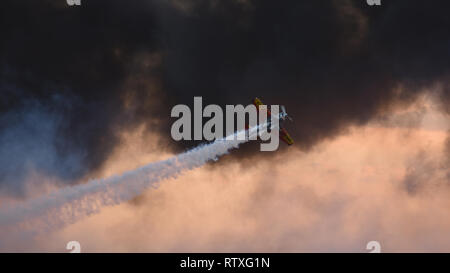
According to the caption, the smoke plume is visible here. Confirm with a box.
[0,123,266,234]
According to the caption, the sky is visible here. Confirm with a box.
[0,0,449,252]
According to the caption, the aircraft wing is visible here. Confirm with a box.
[253,97,273,117]
[253,97,264,108]
[280,127,294,145]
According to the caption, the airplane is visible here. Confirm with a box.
[252,97,294,146]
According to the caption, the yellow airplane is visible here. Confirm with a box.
[253,97,294,145]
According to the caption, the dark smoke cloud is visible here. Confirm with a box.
[1,0,449,194]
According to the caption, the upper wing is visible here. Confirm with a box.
[253,97,264,108]
[280,128,294,145]
[253,97,271,116]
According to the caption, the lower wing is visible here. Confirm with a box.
[280,128,294,145]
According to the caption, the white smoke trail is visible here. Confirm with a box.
[0,122,269,234]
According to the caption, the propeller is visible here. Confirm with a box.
[280,105,293,122]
